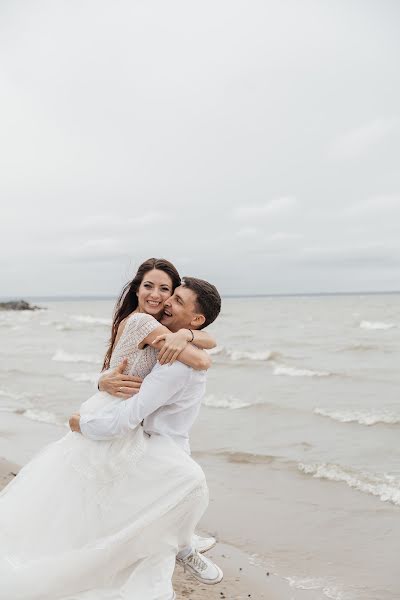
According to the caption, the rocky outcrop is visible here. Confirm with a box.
[0,300,43,311]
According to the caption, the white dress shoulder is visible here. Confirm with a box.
[0,312,208,600]
[109,312,160,375]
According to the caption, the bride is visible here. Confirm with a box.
[0,258,219,600]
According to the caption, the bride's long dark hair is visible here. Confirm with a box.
[102,258,181,371]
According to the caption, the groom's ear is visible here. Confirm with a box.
[190,314,206,330]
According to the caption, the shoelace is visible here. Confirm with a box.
[186,552,208,572]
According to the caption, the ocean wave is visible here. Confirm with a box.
[41,321,78,331]
[339,343,380,352]
[0,389,66,426]
[0,315,28,330]
[72,315,112,326]
[207,346,279,362]
[360,320,396,330]
[0,389,39,411]
[0,389,19,400]
[19,408,67,427]
[0,310,35,320]
[42,315,111,330]
[0,390,23,413]
[227,349,274,361]
[203,394,251,409]
[286,576,353,600]
[65,372,99,384]
[298,462,400,506]
[273,365,332,378]
[314,407,400,426]
[52,349,102,365]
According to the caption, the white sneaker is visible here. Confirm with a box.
[192,533,217,554]
[176,549,223,585]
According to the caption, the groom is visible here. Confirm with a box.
[69,277,223,587]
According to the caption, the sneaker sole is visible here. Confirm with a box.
[180,563,224,586]
[188,570,224,585]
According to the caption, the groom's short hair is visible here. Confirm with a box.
[181,277,221,329]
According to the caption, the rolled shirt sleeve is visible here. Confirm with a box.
[80,362,190,441]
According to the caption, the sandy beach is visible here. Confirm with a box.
[0,414,281,600]
[0,454,276,600]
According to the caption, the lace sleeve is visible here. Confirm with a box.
[109,313,160,374]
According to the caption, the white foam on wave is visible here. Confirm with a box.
[286,576,353,600]
[360,320,395,330]
[42,315,111,330]
[72,315,112,326]
[207,346,276,361]
[20,408,67,427]
[203,394,251,410]
[0,389,22,412]
[274,365,331,378]
[0,389,34,412]
[227,349,273,361]
[41,320,76,331]
[298,462,400,506]
[314,407,400,426]
[0,389,18,399]
[0,312,33,329]
[52,349,102,365]
[65,372,99,384]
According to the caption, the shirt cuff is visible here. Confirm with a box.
[79,414,109,440]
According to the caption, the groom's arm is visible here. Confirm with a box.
[79,362,191,441]
[96,358,143,399]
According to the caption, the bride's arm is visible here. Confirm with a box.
[176,329,216,350]
[151,328,216,365]
[142,325,212,371]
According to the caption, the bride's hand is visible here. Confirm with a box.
[152,329,191,365]
[69,413,81,433]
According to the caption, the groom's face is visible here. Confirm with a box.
[160,285,200,332]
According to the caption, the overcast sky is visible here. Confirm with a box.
[1,0,399,297]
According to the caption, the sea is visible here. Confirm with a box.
[0,293,399,599]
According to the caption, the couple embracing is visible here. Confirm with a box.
[0,258,222,599]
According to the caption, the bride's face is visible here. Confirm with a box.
[136,269,173,318]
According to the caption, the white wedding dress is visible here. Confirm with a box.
[0,313,208,600]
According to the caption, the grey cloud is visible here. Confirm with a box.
[296,244,400,268]
[233,197,297,219]
[330,117,400,160]
[1,0,400,296]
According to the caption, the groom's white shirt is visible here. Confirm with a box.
[80,362,206,455]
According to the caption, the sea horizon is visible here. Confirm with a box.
[1,289,400,303]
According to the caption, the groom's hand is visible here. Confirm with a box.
[98,358,143,399]
[69,413,81,433]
